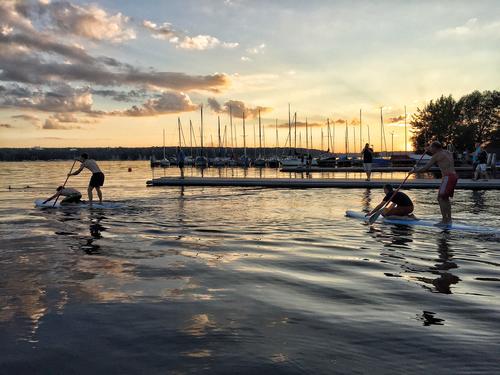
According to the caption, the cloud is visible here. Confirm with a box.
[0,84,94,113]
[143,19,238,50]
[240,56,252,62]
[0,123,13,128]
[91,88,150,102]
[387,115,405,123]
[246,43,266,54]
[43,117,78,130]
[112,92,198,116]
[207,98,272,119]
[436,18,500,40]
[33,1,136,43]
[11,113,40,125]
[333,118,346,124]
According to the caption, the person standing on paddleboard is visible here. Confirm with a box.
[361,143,374,181]
[366,184,414,218]
[411,141,458,225]
[68,153,105,205]
[43,186,82,205]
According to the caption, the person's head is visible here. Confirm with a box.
[56,185,63,192]
[383,184,394,195]
[81,152,89,160]
[364,143,370,149]
[429,141,442,154]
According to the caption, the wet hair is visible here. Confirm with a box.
[56,186,63,191]
[383,184,394,192]
[430,141,442,149]
[81,153,89,159]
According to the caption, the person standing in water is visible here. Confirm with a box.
[361,143,374,181]
[68,153,105,205]
[412,141,458,224]
[473,144,488,181]
[176,146,186,179]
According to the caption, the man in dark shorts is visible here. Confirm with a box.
[43,186,82,205]
[411,141,457,224]
[361,143,373,181]
[69,153,105,205]
[366,184,414,217]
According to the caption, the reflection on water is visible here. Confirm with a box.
[0,161,500,373]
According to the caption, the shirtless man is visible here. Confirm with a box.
[68,153,105,205]
[411,141,458,224]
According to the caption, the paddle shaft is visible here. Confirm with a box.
[53,159,77,207]
[368,152,426,223]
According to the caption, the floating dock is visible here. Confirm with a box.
[147,177,500,190]
[280,166,481,173]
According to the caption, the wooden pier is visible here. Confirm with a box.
[147,177,500,190]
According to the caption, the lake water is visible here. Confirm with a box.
[1,161,499,374]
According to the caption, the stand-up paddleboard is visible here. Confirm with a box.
[35,199,119,209]
[346,210,500,234]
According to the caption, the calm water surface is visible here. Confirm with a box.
[1,161,499,374]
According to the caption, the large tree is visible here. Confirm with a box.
[411,91,500,151]
[410,95,459,152]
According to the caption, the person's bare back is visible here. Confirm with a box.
[433,149,455,175]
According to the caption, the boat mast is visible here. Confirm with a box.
[327,119,330,152]
[294,112,297,152]
[359,109,362,148]
[189,120,193,158]
[243,111,247,158]
[178,117,182,148]
[258,109,262,158]
[163,128,166,159]
[200,104,204,157]
[218,116,221,156]
[230,105,234,150]
[288,103,292,156]
[275,119,278,157]
[345,120,348,155]
[404,105,407,153]
[332,119,335,154]
[306,117,309,151]
[321,128,324,151]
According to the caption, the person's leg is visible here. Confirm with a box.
[95,187,102,203]
[88,186,93,205]
[384,205,413,217]
[438,197,452,223]
[474,165,480,180]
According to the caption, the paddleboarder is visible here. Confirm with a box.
[43,186,82,205]
[176,146,186,179]
[366,184,414,218]
[411,141,458,225]
[68,153,105,205]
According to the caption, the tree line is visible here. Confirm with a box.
[411,90,500,152]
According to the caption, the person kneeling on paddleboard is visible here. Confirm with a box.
[68,153,105,205]
[366,184,414,218]
[44,186,82,205]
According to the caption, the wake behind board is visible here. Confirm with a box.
[35,199,117,209]
[345,210,499,234]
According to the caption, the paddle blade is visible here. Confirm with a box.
[368,210,382,224]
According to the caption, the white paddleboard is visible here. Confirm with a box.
[35,199,116,209]
[345,210,499,234]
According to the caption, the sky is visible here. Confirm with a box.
[0,0,499,152]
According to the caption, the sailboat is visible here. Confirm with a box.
[213,116,226,167]
[267,118,280,168]
[194,105,209,168]
[281,107,304,167]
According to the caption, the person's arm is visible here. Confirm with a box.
[366,200,387,216]
[43,192,60,204]
[413,154,437,173]
[69,162,85,176]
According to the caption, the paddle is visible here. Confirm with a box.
[53,159,77,207]
[367,152,426,224]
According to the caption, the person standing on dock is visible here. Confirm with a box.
[411,141,457,225]
[362,143,374,181]
[176,146,186,179]
[473,145,488,181]
[472,142,481,178]
[68,153,105,206]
